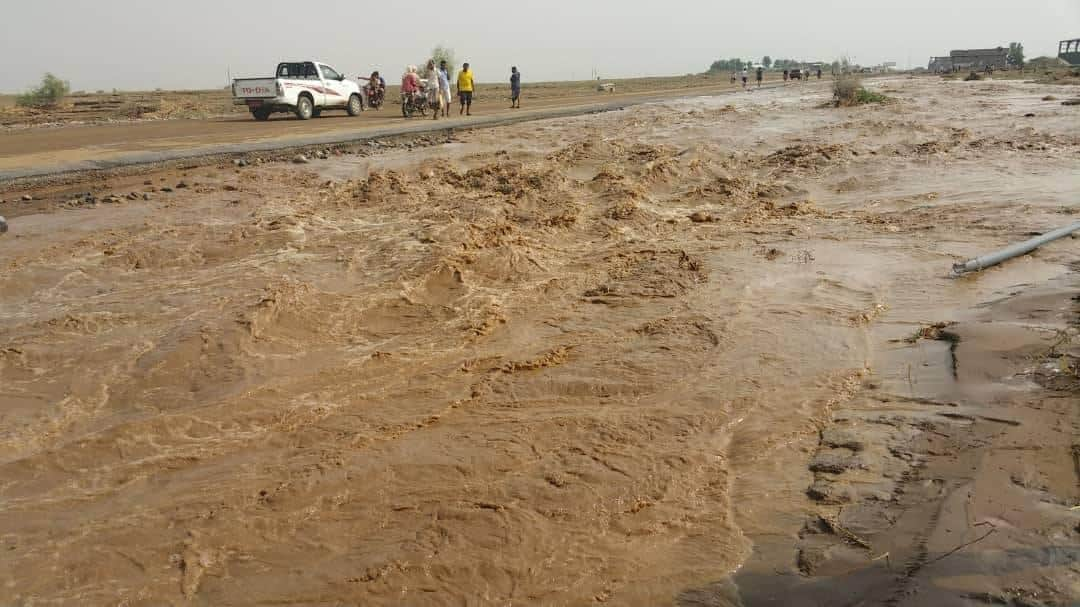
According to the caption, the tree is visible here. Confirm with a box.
[708,58,745,73]
[762,56,772,68]
[430,45,457,78]
[16,73,70,108]
[1007,42,1024,67]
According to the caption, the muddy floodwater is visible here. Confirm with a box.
[1,78,1078,606]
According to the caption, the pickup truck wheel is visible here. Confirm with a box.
[251,108,272,121]
[296,95,314,120]
[347,94,362,116]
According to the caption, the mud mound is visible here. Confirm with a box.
[353,170,418,203]
[686,174,785,204]
[762,144,851,173]
[737,199,829,225]
[584,249,707,302]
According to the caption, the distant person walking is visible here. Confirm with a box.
[425,60,441,120]
[756,66,763,88]
[783,69,789,81]
[730,71,737,84]
[510,66,521,108]
[457,62,475,116]
[741,68,748,89]
[438,60,452,118]
[816,68,822,79]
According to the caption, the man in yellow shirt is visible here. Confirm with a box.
[457,62,475,116]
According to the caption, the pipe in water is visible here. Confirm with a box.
[952,222,1080,275]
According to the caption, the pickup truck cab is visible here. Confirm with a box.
[233,61,363,121]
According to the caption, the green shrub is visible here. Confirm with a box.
[833,73,888,106]
[16,73,70,108]
[855,88,888,104]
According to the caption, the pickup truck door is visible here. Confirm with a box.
[301,62,326,106]
[318,64,349,107]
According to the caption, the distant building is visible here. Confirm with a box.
[950,47,1009,70]
[1060,38,1080,66]
[928,56,953,72]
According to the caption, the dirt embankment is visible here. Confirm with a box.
[0,77,1078,606]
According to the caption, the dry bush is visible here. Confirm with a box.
[833,73,887,107]
[833,73,861,106]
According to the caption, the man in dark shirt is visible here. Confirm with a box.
[510,66,521,108]
[756,66,763,88]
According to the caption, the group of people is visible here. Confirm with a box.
[363,62,523,119]
[732,67,766,89]
[730,66,824,89]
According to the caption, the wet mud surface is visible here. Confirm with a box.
[1,77,1078,606]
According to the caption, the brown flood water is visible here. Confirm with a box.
[1,77,1078,606]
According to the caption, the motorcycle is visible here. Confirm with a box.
[401,90,428,118]
[363,81,384,110]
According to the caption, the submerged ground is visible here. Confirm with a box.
[1,77,1078,606]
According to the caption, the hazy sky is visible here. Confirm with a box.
[2,0,1077,92]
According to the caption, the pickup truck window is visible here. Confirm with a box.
[276,62,320,80]
[320,65,341,81]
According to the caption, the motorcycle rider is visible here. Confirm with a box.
[365,71,385,108]
[401,65,421,106]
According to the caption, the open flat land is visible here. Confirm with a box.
[1,77,1078,606]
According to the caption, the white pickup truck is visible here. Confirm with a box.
[233,61,363,121]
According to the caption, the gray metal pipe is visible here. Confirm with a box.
[952,222,1080,275]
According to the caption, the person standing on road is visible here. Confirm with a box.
[756,66,763,88]
[510,66,521,108]
[424,60,441,120]
[741,68,748,90]
[438,60,452,118]
[783,69,789,81]
[457,62,475,116]
[817,68,822,79]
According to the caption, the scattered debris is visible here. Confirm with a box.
[900,322,957,344]
[293,155,310,164]
[818,515,872,549]
[763,247,785,261]
[688,211,714,223]
[22,194,33,201]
